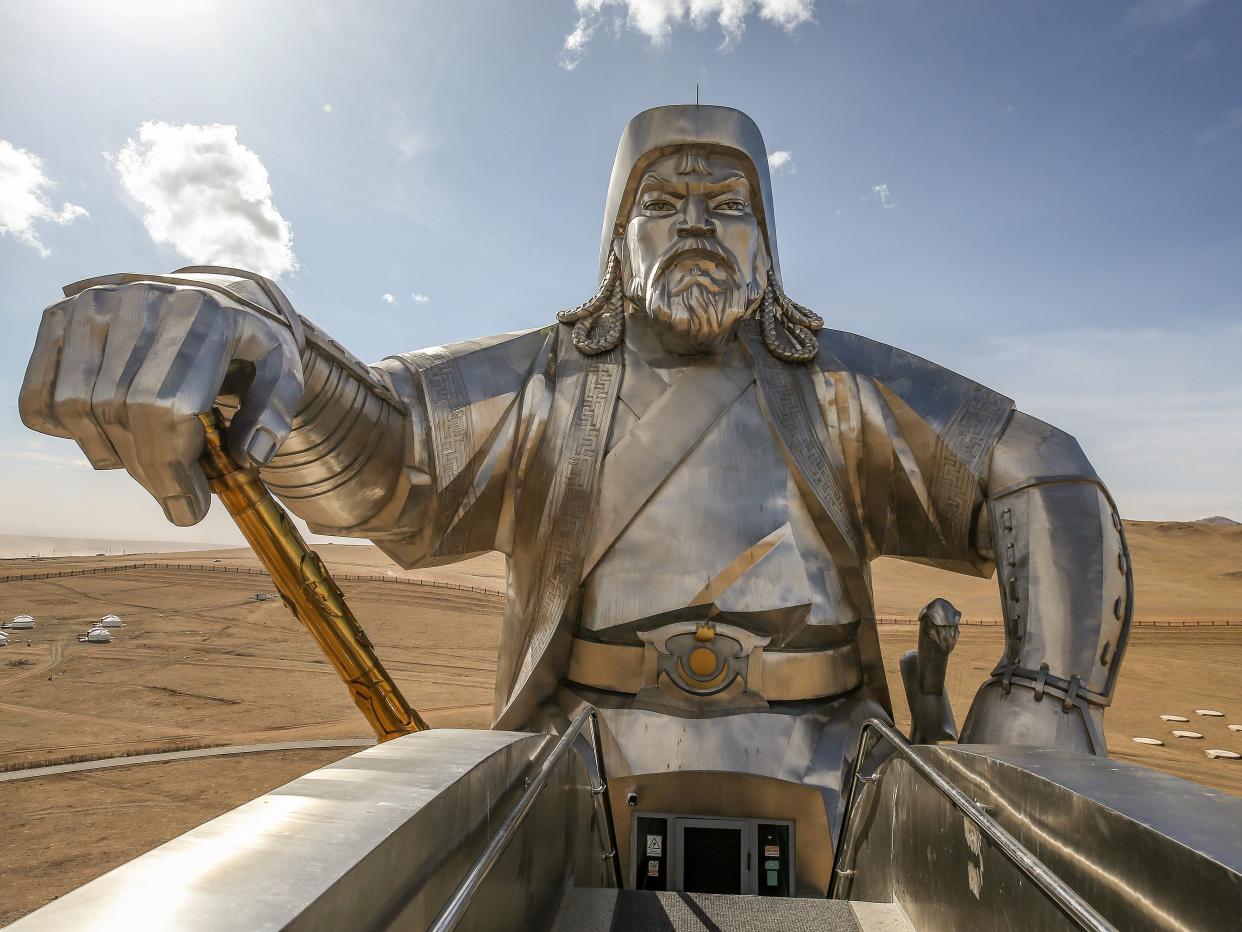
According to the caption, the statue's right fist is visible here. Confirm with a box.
[18,280,304,526]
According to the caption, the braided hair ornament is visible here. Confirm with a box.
[558,251,822,363]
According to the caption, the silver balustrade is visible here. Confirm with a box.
[829,718,1115,932]
[429,709,622,932]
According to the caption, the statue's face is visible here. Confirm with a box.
[621,151,769,354]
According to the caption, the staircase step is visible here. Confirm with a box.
[554,888,910,932]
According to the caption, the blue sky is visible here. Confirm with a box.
[1,0,1239,545]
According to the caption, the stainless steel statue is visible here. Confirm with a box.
[18,105,1132,844]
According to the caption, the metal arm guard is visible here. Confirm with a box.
[960,412,1133,755]
[173,267,413,535]
[259,316,412,533]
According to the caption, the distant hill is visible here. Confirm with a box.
[868,518,1242,621]
[1199,516,1240,527]
[0,534,240,561]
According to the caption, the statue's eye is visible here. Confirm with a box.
[644,199,675,213]
[715,199,746,212]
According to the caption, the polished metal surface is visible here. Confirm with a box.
[830,719,1114,932]
[833,726,1242,932]
[19,105,1134,839]
[961,414,1133,755]
[198,409,426,739]
[9,729,582,930]
[545,684,890,890]
[431,709,619,932]
[935,744,1242,931]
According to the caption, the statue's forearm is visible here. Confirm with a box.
[961,412,1132,754]
[258,317,415,534]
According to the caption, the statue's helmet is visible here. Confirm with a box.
[598,105,781,283]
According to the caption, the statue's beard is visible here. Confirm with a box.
[630,239,760,354]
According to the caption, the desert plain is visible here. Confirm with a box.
[1,519,1240,924]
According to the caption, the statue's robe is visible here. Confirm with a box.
[367,318,1013,732]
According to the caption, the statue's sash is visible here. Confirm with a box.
[737,320,892,714]
[494,328,622,728]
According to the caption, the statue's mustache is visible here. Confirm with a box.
[651,237,738,286]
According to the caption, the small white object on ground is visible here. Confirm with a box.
[1228,724,1242,732]
[1160,714,1189,722]
[1195,709,1225,717]
[1205,749,1240,760]
[1172,730,1203,739]
[1131,737,1164,746]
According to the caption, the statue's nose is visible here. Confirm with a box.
[677,196,715,238]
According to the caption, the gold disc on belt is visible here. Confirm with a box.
[688,646,717,677]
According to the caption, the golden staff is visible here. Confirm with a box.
[196,409,429,740]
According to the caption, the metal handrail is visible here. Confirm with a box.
[589,710,626,889]
[429,709,622,932]
[829,718,1115,932]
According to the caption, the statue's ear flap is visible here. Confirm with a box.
[755,246,773,295]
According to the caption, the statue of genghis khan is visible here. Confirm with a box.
[19,106,1131,836]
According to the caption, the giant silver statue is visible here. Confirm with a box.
[18,105,1131,844]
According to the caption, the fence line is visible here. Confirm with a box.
[874,617,1239,628]
[1,563,1235,626]
[0,561,504,598]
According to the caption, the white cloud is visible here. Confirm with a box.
[1197,108,1242,147]
[387,106,433,163]
[1124,0,1211,29]
[111,122,297,280]
[381,292,396,304]
[767,149,795,176]
[412,293,430,303]
[561,0,815,69]
[0,140,88,257]
[871,183,895,209]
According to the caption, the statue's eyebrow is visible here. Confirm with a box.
[703,175,750,197]
[637,173,682,198]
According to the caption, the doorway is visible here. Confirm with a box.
[677,818,748,893]
[630,814,794,895]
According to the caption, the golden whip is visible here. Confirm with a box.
[197,409,428,740]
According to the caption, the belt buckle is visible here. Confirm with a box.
[637,621,770,709]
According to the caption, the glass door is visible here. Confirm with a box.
[673,818,751,894]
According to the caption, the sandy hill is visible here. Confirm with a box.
[874,519,1242,621]
[5,519,1239,620]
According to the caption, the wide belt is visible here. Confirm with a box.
[566,625,862,703]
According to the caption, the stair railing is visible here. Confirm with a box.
[828,718,1115,932]
[429,708,623,932]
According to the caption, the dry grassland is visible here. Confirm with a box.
[0,519,1239,922]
